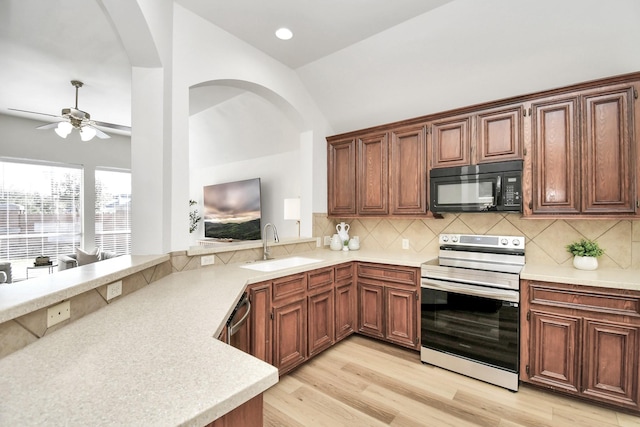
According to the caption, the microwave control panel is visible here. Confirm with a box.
[503,173,521,207]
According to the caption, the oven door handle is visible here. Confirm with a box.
[421,278,519,303]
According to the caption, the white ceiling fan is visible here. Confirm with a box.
[9,80,131,141]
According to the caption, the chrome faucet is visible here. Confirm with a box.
[262,223,279,260]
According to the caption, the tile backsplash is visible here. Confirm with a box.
[314,213,640,269]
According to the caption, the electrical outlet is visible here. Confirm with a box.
[201,255,215,266]
[324,236,331,246]
[107,280,122,300]
[47,300,70,328]
[402,239,410,250]
[316,237,322,247]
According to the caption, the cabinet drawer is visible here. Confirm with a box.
[272,274,306,302]
[307,267,334,291]
[357,263,417,286]
[528,281,640,317]
[334,263,353,282]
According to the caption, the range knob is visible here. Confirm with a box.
[512,238,521,246]
[451,236,458,243]
[441,236,449,243]
[501,238,508,245]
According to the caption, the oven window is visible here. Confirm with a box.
[436,181,494,206]
[421,287,519,372]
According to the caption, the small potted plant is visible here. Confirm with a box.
[566,238,604,270]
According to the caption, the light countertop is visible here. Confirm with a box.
[0,248,430,426]
[521,263,640,292]
[2,247,639,426]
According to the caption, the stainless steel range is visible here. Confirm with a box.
[420,234,525,391]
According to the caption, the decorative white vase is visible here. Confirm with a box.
[330,234,343,251]
[573,256,598,271]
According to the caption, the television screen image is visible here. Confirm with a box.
[203,178,262,241]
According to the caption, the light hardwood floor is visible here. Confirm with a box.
[263,335,640,427]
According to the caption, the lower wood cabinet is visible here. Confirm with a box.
[273,298,307,374]
[357,263,420,350]
[521,280,640,412]
[308,288,335,357]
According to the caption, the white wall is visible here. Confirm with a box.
[190,150,301,244]
[170,4,332,251]
[298,0,640,134]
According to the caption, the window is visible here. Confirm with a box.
[0,160,82,271]
[95,169,131,255]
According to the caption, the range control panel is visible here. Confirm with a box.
[439,234,525,250]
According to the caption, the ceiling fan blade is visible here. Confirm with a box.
[36,122,63,130]
[93,127,111,139]
[92,120,131,132]
[8,108,62,119]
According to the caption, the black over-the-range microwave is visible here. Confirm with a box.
[429,160,523,213]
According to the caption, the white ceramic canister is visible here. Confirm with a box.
[348,236,360,250]
[330,234,343,251]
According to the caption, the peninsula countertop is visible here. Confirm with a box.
[3,247,638,426]
[0,248,430,426]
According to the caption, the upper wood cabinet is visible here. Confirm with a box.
[430,104,523,169]
[327,125,427,217]
[328,71,640,219]
[581,86,635,214]
[327,138,357,216]
[430,115,471,168]
[389,125,428,215]
[357,132,388,215]
[530,84,636,215]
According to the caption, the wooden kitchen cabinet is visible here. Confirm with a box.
[327,137,357,216]
[430,114,471,168]
[272,273,307,374]
[307,266,335,357]
[358,132,389,215]
[531,96,580,214]
[430,104,522,169]
[581,85,635,214]
[530,84,636,216]
[389,125,428,215]
[327,125,428,218]
[475,104,523,164]
[334,263,356,342]
[521,280,640,412]
[357,262,420,349]
[248,282,272,364]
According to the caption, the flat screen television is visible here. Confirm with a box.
[203,178,262,241]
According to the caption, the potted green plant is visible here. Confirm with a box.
[566,238,604,270]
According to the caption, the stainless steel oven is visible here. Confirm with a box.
[420,234,525,391]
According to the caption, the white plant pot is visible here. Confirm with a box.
[573,256,598,271]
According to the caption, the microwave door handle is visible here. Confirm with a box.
[494,175,502,207]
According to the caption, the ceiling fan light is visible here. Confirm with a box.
[54,121,73,138]
[54,127,69,138]
[80,126,96,141]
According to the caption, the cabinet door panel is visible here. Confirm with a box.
[476,105,523,163]
[357,282,384,339]
[328,139,357,216]
[358,133,388,214]
[385,287,417,349]
[249,283,271,364]
[273,299,307,374]
[308,289,335,357]
[389,125,428,215]
[335,281,355,342]
[583,320,639,409]
[582,88,635,213]
[532,98,580,213]
[529,311,581,393]
[430,116,471,168]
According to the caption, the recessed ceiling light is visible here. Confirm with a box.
[275,27,293,40]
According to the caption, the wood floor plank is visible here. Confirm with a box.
[263,335,640,427]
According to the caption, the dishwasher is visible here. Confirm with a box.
[225,292,251,351]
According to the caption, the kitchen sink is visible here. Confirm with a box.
[240,256,322,272]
